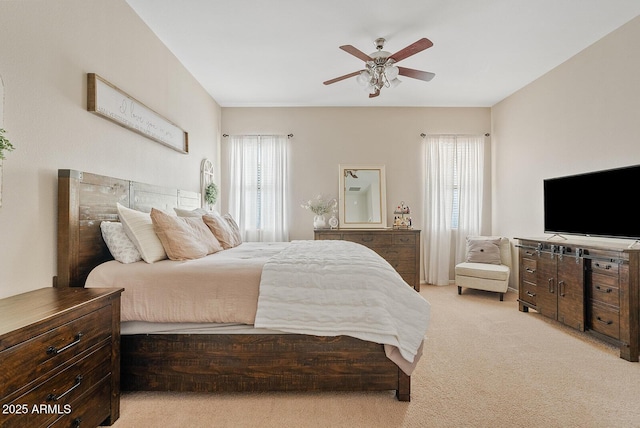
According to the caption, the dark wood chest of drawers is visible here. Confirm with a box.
[314,229,421,291]
[0,287,123,427]
[517,238,639,362]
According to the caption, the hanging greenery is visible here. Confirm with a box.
[0,128,14,160]
[204,182,219,205]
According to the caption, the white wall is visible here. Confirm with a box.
[491,16,640,286]
[0,0,221,298]
[221,107,492,243]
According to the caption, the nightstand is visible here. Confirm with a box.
[0,287,123,427]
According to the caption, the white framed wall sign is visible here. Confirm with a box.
[87,73,188,154]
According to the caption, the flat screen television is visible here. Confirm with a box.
[543,164,640,240]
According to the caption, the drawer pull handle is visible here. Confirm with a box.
[47,374,83,401]
[596,316,613,326]
[595,286,613,294]
[362,237,374,242]
[47,332,83,355]
[526,291,536,297]
[525,268,536,274]
[595,262,612,270]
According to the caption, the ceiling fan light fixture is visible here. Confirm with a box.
[389,77,402,88]
[385,64,399,80]
[356,70,371,86]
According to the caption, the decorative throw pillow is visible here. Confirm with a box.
[224,214,242,246]
[174,207,208,217]
[465,237,502,265]
[202,212,237,249]
[150,208,223,260]
[117,203,167,263]
[100,221,142,264]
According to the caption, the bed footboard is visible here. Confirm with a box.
[121,333,410,401]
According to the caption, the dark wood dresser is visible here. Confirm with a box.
[517,237,639,362]
[0,287,123,427]
[314,229,421,291]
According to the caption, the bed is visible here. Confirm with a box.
[56,169,428,401]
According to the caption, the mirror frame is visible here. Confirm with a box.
[338,164,387,229]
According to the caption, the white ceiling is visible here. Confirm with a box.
[125,0,640,108]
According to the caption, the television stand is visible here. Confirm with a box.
[516,237,640,362]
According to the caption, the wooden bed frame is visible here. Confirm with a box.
[55,169,411,401]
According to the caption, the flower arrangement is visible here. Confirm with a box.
[301,194,337,215]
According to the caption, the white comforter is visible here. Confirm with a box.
[254,240,430,374]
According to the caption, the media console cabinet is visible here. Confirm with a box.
[517,237,639,362]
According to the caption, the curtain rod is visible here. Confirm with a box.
[420,133,490,137]
[223,133,293,138]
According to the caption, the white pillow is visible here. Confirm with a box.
[100,221,142,264]
[174,207,208,217]
[117,203,167,263]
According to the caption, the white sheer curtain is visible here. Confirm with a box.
[228,135,289,242]
[423,135,484,285]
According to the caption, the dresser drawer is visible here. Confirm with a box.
[392,233,416,246]
[342,233,392,246]
[520,281,537,306]
[590,303,620,339]
[591,259,619,276]
[0,305,112,401]
[50,379,112,428]
[375,246,415,261]
[590,272,620,308]
[314,233,342,240]
[521,258,537,283]
[1,345,111,428]
[386,259,416,274]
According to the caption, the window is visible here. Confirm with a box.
[423,134,484,285]
[228,135,289,242]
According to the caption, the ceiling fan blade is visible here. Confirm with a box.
[339,45,373,62]
[323,71,362,85]
[398,67,435,82]
[369,88,380,98]
[388,38,433,63]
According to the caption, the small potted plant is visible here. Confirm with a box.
[0,128,14,160]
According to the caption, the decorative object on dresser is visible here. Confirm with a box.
[517,237,640,362]
[0,287,123,427]
[301,194,337,229]
[393,201,412,229]
[56,169,416,401]
[455,236,512,301]
[315,228,421,291]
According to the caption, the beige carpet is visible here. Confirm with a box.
[112,285,640,427]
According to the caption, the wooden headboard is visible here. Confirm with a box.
[56,169,200,287]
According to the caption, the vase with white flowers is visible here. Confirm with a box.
[301,195,337,229]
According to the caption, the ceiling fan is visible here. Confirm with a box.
[323,37,435,98]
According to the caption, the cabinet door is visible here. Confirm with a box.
[536,253,558,319]
[557,256,585,331]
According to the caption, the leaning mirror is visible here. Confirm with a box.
[339,164,387,229]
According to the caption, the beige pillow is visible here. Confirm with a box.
[224,214,242,246]
[151,208,223,260]
[117,203,167,263]
[203,212,238,249]
[465,237,502,265]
